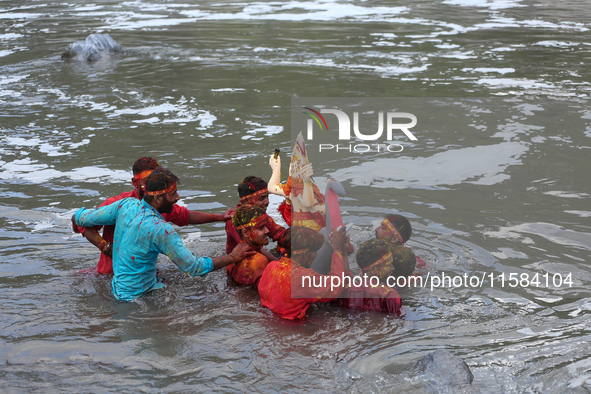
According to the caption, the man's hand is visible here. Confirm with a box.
[229,242,256,263]
[102,242,113,258]
[222,208,234,222]
[269,154,281,172]
[301,163,314,184]
[328,226,347,253]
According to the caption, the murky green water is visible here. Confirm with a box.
[1,0,590,392]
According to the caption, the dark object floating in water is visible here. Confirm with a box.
[412,349,480,393]
[61,33,124,61]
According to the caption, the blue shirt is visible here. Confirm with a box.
[75,198,213,301]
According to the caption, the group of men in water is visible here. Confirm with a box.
[72,156,423,319]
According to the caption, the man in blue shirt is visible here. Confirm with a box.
[72,167,253,301]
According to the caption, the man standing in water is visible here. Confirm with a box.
[72,168,253,301]
[77,157,231,274]
[225,176,287,261]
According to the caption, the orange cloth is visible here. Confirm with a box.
[226,252,270,287]
[258,252,346,320]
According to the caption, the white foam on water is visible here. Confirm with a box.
[93,98,218,128]
[101,17,198,30]
[32,219,56,232]
[0,158,131,184]
[195,112,217,129]
[2,136,92,157]
[183,232,202,243]
[181,2,409,22]
[0,12,42,19]
[443,0,524,9]
[489,46,516,52]
[242,121,284,140]
[257,56,429,76]
[0,75,28,85]
[534,41,580,48]
[476,78,556,90]
[475,17,588,32]
[253,47,286,52]
[110,103,178,116]
[211,88,246,92]
[564,210,591,218]
[94,1,419,30]
[372,41,396,47]
[133,116,160,124]
[544,191,590,199]
[370,33,397,38]
[4,137,42,147]
[566,357,591,388]
[491,247,529,260]
[439,51,477,59]
[69,139,90,149]
[0,33,23,40]
[534,297,562,303]
[435,43,460,49]
[516,328,536,336]
[484,222,591,250]
[0,50,14,57]
[73,5,104,11]
[462,67,515,74]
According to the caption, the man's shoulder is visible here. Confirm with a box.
[267,256,290,270]
[171,204,189,214]
[100,190,138,207]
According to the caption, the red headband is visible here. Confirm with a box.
[145,183,177,196]
[235,213,267,230]
[133,170,154,182]
[240,188,268,202]
[382,218,404,244]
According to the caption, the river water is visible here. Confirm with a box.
[1,0,590,392]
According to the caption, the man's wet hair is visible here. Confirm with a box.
[356,239,392,269]
[292,227,324,252]
[356,240,416,278]
[232,205,266,238]
[391,245,416,278]
[385,214,412,243]
[143,167,179,203]
[278,228,291,254]
[238,176,267,198]
[132,157,160,175]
